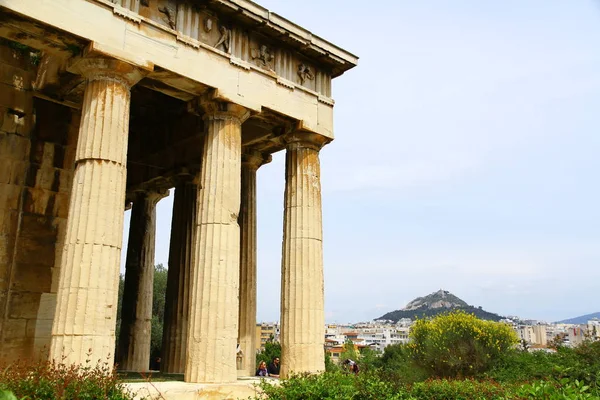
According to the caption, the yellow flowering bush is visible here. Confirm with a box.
[409,310,518,377]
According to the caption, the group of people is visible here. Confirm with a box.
[255,357,359,377]
[255,357,280,378]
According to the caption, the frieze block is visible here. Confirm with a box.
[251,45,275,71]
[297,63,314,84]
[214,25,231,53]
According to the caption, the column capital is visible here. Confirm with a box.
[283,132,330,151]
[133,188,169,206]
[187,93,251,124]
[68,57,147,88]
[242,151,272,171]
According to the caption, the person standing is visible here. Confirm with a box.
[267,357,280,378]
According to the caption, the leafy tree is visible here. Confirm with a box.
[324,351,339,372]
[409,310,518,377]
[151,264,168,359]
[339,339,358,365]
[379,343,429,383]
[357,346,379,372]
[256,339,281,370]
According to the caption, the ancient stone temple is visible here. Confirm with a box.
[0,0,357,384]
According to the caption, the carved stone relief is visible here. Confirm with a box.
[251,45,275,71]
[204,17,213,32]
[158,0,177,29]
[297,63,314,84]
[214,26,231,53]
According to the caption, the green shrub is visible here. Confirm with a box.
[409,378,515,400]
[379,343,430,383]
[409,311,518,377]
[485,342,600,388]
[257,371,356,400]
[0,356,136,400]
[484,349,559,383]
[516,378,600,399]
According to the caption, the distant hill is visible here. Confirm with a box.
[376,289,504,322]
[556,312,600,325]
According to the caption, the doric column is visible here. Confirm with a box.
[185,101,250,383]
[117,189,167,372]
[161,177,197,373]
[237,151,271,377]
[50,58,145,366]
[280,133,329,378]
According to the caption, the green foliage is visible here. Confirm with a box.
[256,371,404,400]
[379,343,429,384]
[516,378,600,399]
[410,378,515,400]
[0,391,18,400]
[484,349,558,383]
[324,351,340,372]
[357,347,378,372]
[255,372,520,400]
[256,340,281,370]
[485,342,600,388]
[0,357,136,400]
[257,372,356,400]
[151,264,168,359]
[340,339,359,365]
[409,311,518,377]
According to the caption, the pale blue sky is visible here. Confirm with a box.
[123,0,600,323]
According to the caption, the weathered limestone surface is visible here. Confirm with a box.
[280,133,328,377]
[237,151,270,376]
[185,102,249,384]
[162,179,197,374]
[118,190,166,372]
[0,0,358,138]
[0,42,79,361]
[50,58,144,366]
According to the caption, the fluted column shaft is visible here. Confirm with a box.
[162,180,197,373]
[50,58,144,366]
[185,102,249,383]
[280,134,329,377]
[118,190,165,371]
[237,152,270,376]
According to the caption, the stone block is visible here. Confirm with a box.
[0,83,31,112]
[22,188,51,215]
[0,47,30,69]
[0,233,16,270]
[53,192,70,219]
[50,266,61,293]
[27,318,54,338]
[10,160,27,185]
[3,318,27,339]
[0,158,11,184]
[12,262,53,293]
[41,142,55,168]
[8,291,42,319]
[0,336,34,363]
[0,184,22,211]
[0,63,32,90]
[58,170,73,193]
[19,214,56,240]
[36,167,56,191]
[1,132,30,160]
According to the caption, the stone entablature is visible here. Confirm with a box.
[1,0,356,139]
